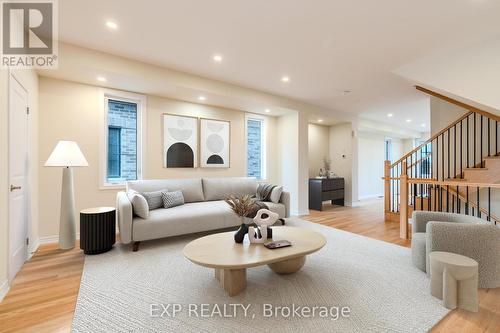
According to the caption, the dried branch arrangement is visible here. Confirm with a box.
[225,194,255,218]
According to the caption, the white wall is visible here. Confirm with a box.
[430,96,468,135]
[329,123,356,205]
[357,132,385,200]
[38,77,281,238]
[395,36,500,116]
[308,124,330,178]
[277,112,309,216]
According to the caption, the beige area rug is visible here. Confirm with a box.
[72,219,449,332]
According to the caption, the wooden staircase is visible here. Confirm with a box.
[384,86,500,238]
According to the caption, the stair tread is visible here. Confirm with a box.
[445,178,468,181]
[484,155,500,159]
[464,167,488,171]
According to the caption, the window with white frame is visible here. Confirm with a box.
[246,115,266,180]
[102,91,145,187]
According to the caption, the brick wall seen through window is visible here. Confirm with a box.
[107,99,138,183]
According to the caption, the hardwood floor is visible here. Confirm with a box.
[0,199,498,332]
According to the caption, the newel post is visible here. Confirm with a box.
[399,161,409,239]
[384,160,391,215]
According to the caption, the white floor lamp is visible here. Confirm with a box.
[45,141,88,249]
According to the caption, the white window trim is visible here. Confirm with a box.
[99,89,146,190]
[245,113,267,181]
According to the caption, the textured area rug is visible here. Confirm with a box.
[72,219,448,332]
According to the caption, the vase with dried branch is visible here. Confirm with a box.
[225,194,256,243]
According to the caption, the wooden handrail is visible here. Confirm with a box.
[416,86,500,123]
[391,111,473,167]
[407,177,500,189]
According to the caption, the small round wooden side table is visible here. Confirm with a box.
[80,207,116,255]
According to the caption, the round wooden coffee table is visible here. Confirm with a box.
[183,226,326,296]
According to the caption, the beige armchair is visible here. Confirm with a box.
[411,211,500,288]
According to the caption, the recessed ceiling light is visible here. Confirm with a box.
[387,113,393,118]
[318,119,323,123]
[198,96,206,101]
[406,119,412,123]
[265,109,270,113]
[105,21,118,29]
[281,76,290,83]
[213,55,223,62]
[97,76,107,82]
[421,123,427,127]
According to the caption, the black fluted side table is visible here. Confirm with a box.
[80,207,116,254]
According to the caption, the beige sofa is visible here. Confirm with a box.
[116,177,290,249]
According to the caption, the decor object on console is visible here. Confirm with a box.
[163,114,198,168]
[248,209,279,243]
[200,118,230,167]
[80,207,116,255]
[45,140,88,249]
[429,251,478,312]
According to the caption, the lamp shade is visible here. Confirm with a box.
[45,141,89,167]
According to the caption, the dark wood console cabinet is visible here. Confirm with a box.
[309,178,345,211]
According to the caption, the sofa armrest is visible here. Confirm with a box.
[280,191,291,218]
[116,191,133,244]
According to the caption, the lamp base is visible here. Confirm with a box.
[59,167,76,249]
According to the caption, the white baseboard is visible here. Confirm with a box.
[39,233,80,245]
[358,194,383,201]
[28,237,40,259]
[0,279,10,302]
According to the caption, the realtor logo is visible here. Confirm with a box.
[1,0,58,68]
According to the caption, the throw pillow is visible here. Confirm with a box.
[269,186,283,203]
[256,183,275,201]
[142,189,167,210]
[161,190,185,208]
[127,190,149,219]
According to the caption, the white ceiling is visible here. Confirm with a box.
[58,0,500,132]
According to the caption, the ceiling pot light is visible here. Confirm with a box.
[387,113,393,118]
[97,76,107,82]
[198,96,206,101]
[406,119,412,123]
[421,123,427,127]
[318,119,323,123]
[213,55,223,62]
[265,109,270,113]
[105,21,118,29]
[281,76,290,83]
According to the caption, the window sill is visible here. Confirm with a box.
[100,183,126,191]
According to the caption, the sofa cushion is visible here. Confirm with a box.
[142,189,167,210]
[132,201,242,241]
[127,179,204,203]
[126,190,149,219]
[269,186,283,204]
[202,177,257,201]
[263,201,286,219]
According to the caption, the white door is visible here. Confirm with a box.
[8,75,29,282]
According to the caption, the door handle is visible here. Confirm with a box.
[10,185,21,192]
